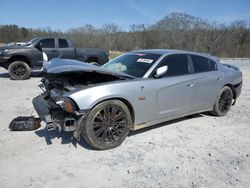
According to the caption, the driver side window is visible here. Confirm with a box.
[39,38,55,48]
[159,54,189,77]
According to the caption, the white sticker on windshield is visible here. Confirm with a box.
[137,58,154,63]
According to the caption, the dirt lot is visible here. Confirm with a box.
[0,59,249,188]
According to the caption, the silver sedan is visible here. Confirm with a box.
[33,50,242,149]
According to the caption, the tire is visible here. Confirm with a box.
[210,86,233,116]
[82,100,132,150]
[8,61,30,80]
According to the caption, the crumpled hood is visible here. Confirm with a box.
[43,58,135,79]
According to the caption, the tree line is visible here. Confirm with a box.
[0,13,249,57]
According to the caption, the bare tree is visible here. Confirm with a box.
[0,13,250,57]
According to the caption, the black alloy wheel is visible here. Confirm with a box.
[218,89,233,113]
[82,100,132,150]
[211,86,233,116]
[92,106,128,144]
[8,61,30,80]
[12,63,26,77]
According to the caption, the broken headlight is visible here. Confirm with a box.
[56,98,76,113]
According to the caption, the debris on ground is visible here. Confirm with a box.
[9,116,41,131]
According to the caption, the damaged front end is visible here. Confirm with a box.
[32,58,131,139]
[32,72,98,140]
[32,92,88,140]
[32,73,93,140]
[32,94,84,132]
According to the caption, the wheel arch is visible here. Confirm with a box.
[223,83,236,100]
[7,55,32,68]
[89,97,135,125]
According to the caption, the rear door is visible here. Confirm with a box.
[189,55,223,110]
[57,38,76,59]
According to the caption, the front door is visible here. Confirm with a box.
[154,74,196,119]
[39,38,59,60]
[151,54,195,120]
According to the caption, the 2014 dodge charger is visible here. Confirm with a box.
[33,50,242,150]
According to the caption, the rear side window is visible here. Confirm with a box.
[39,38,55,48]
[191,55,217,73]
[159,54,189,77]
[59,39,69,48]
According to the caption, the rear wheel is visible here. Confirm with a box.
[210,86,233,116]
[8,61,30,80]
[82,100,132,150]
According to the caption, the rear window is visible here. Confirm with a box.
[191,55,217,73]
[59,39,69,48]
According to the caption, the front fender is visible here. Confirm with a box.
[66,84,135,110]
[63,81,149,125]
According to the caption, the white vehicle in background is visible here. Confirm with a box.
[7,42,26,46]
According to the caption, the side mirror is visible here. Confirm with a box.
[154,66,168,78]
[34,42,42,51]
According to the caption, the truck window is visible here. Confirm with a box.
[59,39,69,48]
[40,38,55,48]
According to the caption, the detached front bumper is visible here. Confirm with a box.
[32,95,50,122]
[32,95,78,132]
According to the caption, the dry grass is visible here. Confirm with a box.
[109,51,123,60]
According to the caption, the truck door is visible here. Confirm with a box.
[57,38,76,59]
[39,38,59,60]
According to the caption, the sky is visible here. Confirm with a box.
[0,0,250,31]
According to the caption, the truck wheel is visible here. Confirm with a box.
[8,61,30,80]
[210,86,233,116]
[82,100,132,150]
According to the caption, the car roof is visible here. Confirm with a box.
[131,49,218,61]
[132,49,185,55]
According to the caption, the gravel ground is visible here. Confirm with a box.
[0,59,249,188]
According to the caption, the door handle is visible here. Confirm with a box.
[217,77,222,81]
[187,83,194,87]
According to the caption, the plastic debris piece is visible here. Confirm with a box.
[9,116,41,131]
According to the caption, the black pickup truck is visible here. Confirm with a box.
[0,37,109,80]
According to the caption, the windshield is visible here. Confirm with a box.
[24,38,40,46]
[103,53,161,77]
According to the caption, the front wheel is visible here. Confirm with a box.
[210,86,233,116]
[8,61,30,80]
[82,100,132,150]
